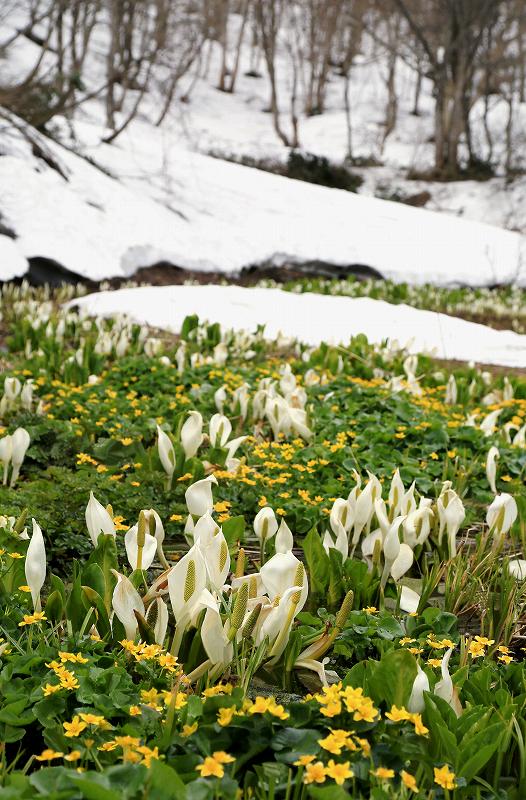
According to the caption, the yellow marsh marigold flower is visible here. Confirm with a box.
[356,737,371,757]
[213,752,235,765]
[385,705,411,722]
[136,745,160,768]
[468,641,486,659]
[59,651,88,664]
[202,683,233,697]
[196,752,235,779]
[99,742,118,752]
[64,750,81,762]
[303,762,327,784]
[326,760,353,785]
[35,749,63,761]
[18,585,31,593]
[474,636,495,646]
[248,696,289,720]
[182,722,198,737]
[409,713,429,736]
[319,700,342,718]
[63,716,88,738]
[401,770,419,792]
[294,755,316,766]
[19,612,47,626]
[42,683,62,696]
[129,706,141,716]
[318,730,354,755]
[374,767,395,780]
[59,672,79,690]
[196,757,223,779]
[217,707,236,727]
[79,713,106,726]
[434,765,457,790]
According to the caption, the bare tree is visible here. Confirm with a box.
[389,0,504,177]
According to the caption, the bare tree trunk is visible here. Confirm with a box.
[412,68,422,115]
[227,0,251,92]
[217,0,230,91]
[255,0,291,147]
[343,70,353,160]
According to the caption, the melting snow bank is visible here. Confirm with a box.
[73,285,526,368]
[0,235,27,280]
[0,113,525,285]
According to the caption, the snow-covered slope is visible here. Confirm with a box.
[1,116,524,285]
[73,285,526,367]
[0,234,27,280]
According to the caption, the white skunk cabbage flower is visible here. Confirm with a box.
[181,411,204,459]
[437,486,465,558]
[209,413,232,448]
[4,377,21,402]
[157,425,175,483]
[111,571,144,641]
[260,550,308,610]
[485,446,499,495]
[197,523,230,591]
[434,648,462,716]
[399,585,420,613]
[388,469,405,516]
[10,427,30,487]
[146,597,169,645]
[330,498,352,535]
[253,506,279,545]
[323,525,348,560]
[508,559,526,581]
[200,591,233,667]
[445,374,457,405]
[487,493,518,540]
[275,519,294,554]
[25,519,46,611]
[192,511,219,545]
[124,524,157,571]
[142,508,166,565]
[480,408,502,436]
[185,475,217,517]
[381,516,405,588]
[408,663,430,713]
[167,544,207,624]
[390,542,414,582]
[214,386,227,413]
[85,491,116,547]
[0,435,12,485]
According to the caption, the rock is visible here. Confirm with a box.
[402,191,432,208]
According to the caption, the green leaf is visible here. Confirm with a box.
[81,587,111,639]
[367,649,417,708]
[302,528,330,596]
[147,760,187,799]
[222,516,245,547]
[44,589,64,624]
[87,534,118,613]
[458,742,500,783]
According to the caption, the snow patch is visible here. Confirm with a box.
[73,285,526,368]
[0,119,524,286]
[0,234,28,281]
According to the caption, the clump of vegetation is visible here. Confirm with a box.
[0,281,525,798]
